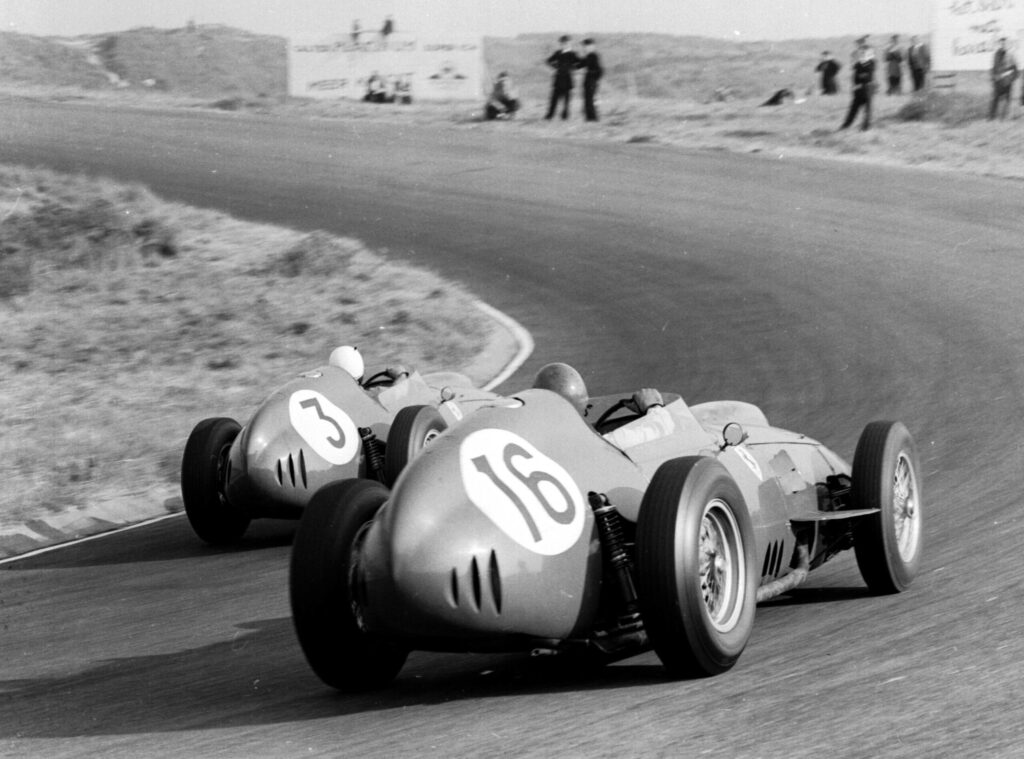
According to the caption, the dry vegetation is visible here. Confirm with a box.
[3,26,1020,179]
[93,25,286,96]
[0,166,489,527]
[0,32,112,89]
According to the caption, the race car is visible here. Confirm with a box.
[180,346,501,544]
[289,364,924,691]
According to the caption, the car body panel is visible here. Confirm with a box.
[222,365,501,519]
[356,387,854,650]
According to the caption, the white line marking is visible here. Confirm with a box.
[474,300,534,392]
[0,512,184,566]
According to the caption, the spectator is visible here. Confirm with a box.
[885,35,903,95]
[990,37,1018,120]
[394,75,412,105]
[839,36,876,131]
[381,15,394,48]
[816,50,841,95]
[545,35,580,120]
[351,19,361,46]
[761,88,794,106]
[485,71,520,120]
[364,72,387,103]
[907,35,930,92]
[579,38,604,121]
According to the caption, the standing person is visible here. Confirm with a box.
[816,50,841,94]
[884,35,903,95]
[839,36,876,131]
[545,35,579,120]
[907,35,930,92]
[381,15,394,48]
[989,37,1018,120]
[578,38,604,121]
[351,19,361,46]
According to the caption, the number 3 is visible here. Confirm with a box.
[299,396,346,449]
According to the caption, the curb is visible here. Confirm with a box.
[471,300,535,392]
[0,302,533,564]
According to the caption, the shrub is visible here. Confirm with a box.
[894,91,988,126]
[261,231,356,278]
[1,190,179,276]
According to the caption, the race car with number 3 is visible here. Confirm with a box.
[289,365,924,690]
[180,346,500,544]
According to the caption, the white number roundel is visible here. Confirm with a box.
[288,389,360,466]
[460,428,585,555]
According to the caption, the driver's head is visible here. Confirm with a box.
[329,345,365,382]
[533,362,588,415]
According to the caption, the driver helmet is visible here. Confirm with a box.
[533,362,588,415]
[329,345,365,382]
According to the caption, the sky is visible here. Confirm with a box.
[2,1,935,41]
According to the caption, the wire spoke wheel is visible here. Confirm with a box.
[636,457,756,678]
[892,453,921,562]
[853,421,924,594]
[698,500,743,633]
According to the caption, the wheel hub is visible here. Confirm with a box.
[893,454,921,561]
[698,502,739,629]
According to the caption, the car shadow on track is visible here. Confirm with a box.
[0,616,676,739]
[6,516,297,570]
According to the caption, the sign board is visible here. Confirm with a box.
[288,33,484,101]
[932,1,1024,70]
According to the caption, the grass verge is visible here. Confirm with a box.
[0,165,491,528]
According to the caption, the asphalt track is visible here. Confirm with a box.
[2,100,1023,757]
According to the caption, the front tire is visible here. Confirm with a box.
[635,457,757,678]
[181,417,250,544]
[290,478,408,691]
[383,405,448,485]
[852,421,923,593]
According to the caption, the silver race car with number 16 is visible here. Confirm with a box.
[290,363,923,690]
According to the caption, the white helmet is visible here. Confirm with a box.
[329,345,365,381]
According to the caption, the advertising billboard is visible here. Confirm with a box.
[288,33,484,101]
[932,1,1024,70]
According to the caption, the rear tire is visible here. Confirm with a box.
[383,405,447,485]
[181,417,250,544]
[635,457,757,678]
[290,479,408,691]
[852,421,923,593]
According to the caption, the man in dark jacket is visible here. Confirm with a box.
[579,38,604,121]
[907,36,930,92]
[545,35,579,120]
[990,37,1019,119]
[816,50,841,94]
[839,36,876,131]
[884,35,903,95]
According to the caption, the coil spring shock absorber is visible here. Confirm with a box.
[588,492,639,619]
[359,427,386,483]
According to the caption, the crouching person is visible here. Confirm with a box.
[485,71,521,120]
